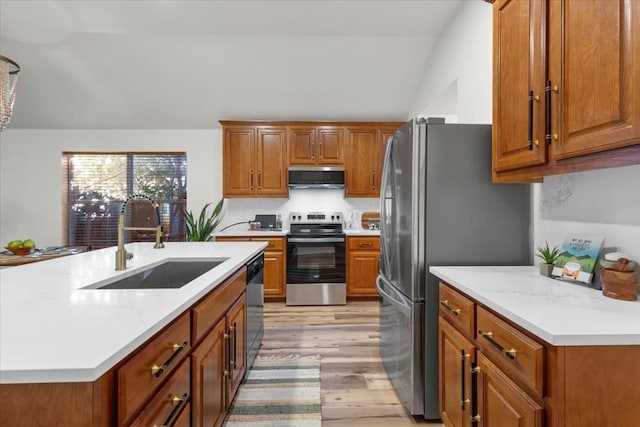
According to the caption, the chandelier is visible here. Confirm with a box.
[0,55,21,132]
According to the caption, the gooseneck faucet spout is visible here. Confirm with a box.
[115,194,165,271]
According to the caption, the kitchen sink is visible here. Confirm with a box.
[85,258,229,290]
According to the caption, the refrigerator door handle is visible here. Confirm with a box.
[376,275,411,315]
[379,137,394,277]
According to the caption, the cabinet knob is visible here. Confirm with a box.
[470,414,482,423]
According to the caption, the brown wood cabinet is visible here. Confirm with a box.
[191,317,227,427]
[344,126,399,198]
[439,318,475,427]
[117,312,191,426]
[221,121,402,199]
[490,0,640,182]
[215,236,286,299]
[476,352,543,427]
[438,281,640,427]
[288,126,344,165]
[191,267,247,427]
[222,125,288,197]
[346,236,380,296]
[0,266,249,427]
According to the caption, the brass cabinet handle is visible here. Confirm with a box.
[358,242,373,247]
[153,393,189,427]
[460,350,471,409]
[470,366,481,374]
[527,90,538,151]
[319,141,323,159]
[224,331,232,378]
[440,300,461,316]
[250,171,254,189]
[470,414,482,423]
[151,342,188,377]
[479,330,517,360]
[545,81,559,145]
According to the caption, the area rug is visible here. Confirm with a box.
[224,353,322,427]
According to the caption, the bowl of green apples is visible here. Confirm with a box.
[5,239,36,256]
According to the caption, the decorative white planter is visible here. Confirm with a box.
[539,263,554,277]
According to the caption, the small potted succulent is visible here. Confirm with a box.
[536,241,559,277]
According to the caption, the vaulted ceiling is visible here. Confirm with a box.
[0,0,463,129]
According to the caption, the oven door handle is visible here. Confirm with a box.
[287,237,345,243]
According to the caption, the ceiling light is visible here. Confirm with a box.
[0,55,21,132]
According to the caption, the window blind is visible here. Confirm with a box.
[63,152,187,249]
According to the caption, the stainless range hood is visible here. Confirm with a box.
[288,166,345,189]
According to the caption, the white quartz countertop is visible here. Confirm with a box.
[344,229,380,236]
[429,266,640,346]
[214,229,288,237]
[0,241,266,384]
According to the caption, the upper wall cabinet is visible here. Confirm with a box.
[344,126,399,198]
[288,126,344,165]
[490,0,640,182]
[221,121,402,199]
[222,124,288,198]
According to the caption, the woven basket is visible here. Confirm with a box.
[600,269,638,301]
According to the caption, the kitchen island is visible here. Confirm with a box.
[430,266,640,427]
[0,241,266,426]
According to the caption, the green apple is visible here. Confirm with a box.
[22,239,35,249]
[7,240,22,249]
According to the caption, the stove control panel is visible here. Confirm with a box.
[289,211,343,224]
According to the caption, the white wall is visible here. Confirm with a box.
[410,1,493,123]
[0,129,223,247]
[534,165,640,262]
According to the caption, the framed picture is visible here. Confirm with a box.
[552,234,604,284]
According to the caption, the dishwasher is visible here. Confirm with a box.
[245,252,264,369]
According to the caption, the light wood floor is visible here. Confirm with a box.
[260,301,444,426]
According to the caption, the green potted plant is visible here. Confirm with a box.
[183,199,224,241]
[536,241,559,277]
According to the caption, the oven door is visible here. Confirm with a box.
[286,236,346,305]
[286,236,346,283]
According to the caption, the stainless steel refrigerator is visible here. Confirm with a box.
[376,118,530,419]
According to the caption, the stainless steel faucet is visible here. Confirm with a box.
[115,194,165,270]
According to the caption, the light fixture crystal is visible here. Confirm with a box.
[0,55,20,132]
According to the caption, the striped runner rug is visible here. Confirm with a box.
[224,354,322,427]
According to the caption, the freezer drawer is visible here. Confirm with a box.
[377,275,424,415]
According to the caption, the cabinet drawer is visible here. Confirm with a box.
[347,236,380,251]
[438,283,475,338]
[192,267,246,345]
[129,358,191,427]
[476,306,544,396]
[216,236,285,251]
[117,312,191,426]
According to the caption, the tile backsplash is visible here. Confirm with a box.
[220,189,379,232]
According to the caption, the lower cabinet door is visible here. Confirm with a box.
[476,353,542,427]
[227,293,247,402]
[264,250,285,297]
[191,319,228,427]
[439,318,475,427]
[129,358,191,427]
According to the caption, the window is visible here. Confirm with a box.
[64,152,187,249]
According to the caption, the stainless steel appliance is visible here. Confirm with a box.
[377,118,530,419]
[245,252,264,368]
[286,212,346,305]
[288,167,345,189]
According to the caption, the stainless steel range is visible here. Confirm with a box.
[286,211,346,305]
